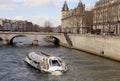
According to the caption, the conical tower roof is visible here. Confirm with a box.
[78,0,83,7]
[62,1,69,11]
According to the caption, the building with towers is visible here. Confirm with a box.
[61,0,93,34]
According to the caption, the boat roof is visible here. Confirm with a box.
[28,51,60,62]
[36,51,51,57]
[28,52,47,62]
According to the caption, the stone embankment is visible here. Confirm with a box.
[66,34,120,61]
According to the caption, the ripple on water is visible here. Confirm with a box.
[0,46,120,81]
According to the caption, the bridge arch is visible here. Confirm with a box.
[45,36,60,46]
[53,36,60,46]
[9,35,32,45]
[0,37,3,40]
[0,32,68,46]
[0,37,3,45]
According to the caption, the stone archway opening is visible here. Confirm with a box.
[44,36,60,46]
[9,35,32,46]
[0,37,3,46]
[53,37,60,46]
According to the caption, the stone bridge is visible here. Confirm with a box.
[0,32,69,46]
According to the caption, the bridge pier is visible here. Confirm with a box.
[3,39,9,45]
[32,40,38,46]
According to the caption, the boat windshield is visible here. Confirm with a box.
[51,60,60,66]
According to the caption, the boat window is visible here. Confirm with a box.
[52,60,60,66]
[33,60,38,64]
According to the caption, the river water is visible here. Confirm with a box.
[1,39,120,81]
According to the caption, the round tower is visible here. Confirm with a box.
[62,0,69,19]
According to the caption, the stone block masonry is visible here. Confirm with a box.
[68,34,120,61]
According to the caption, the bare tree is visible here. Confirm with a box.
[85,11,93,33]
[44,20,52,27]
[43,20,53,32]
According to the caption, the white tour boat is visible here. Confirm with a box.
[25,51,67,74]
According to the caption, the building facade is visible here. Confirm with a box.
[0,18,3,29]
[93,0,120,35]
[61,1,93,34]
[0,18,40,32]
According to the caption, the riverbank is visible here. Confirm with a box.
[64,34,120,61]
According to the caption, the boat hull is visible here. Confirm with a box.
[25,57,39,70]
[25,56,49,73]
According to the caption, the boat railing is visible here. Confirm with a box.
[40,51,51,57]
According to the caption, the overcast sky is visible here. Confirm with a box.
[0,0,99,27]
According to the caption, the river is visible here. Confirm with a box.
[0,38,120,81]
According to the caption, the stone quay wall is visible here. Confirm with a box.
[68,34,120,61]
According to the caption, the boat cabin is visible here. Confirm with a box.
[26,51,67,73]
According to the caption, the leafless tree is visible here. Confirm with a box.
[85,11,93,33]
[43,20,53,32]
[33,24,40,32]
